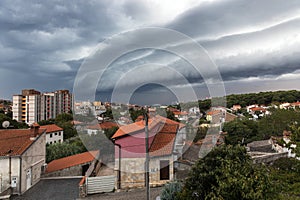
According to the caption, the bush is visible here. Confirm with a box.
[160,181,182,200]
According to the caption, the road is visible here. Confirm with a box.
[79,187,162,200]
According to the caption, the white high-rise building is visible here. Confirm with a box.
[13,89,73,125]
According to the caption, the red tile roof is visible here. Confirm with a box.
[207,110,222,115]
[0,128,46,156]
[250,107,266,112]
[112,115,185,139]
[46,151,99,173]
[149,123,178,157]
[87,122,119,130]
[99,121,118,129]
[40,124,63,133]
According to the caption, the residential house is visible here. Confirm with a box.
[112,115,186,189]
[231,104,241,111]
[44,151,99,177]
[173,111,188,121]
[86,122,118,135]
[188,107,200,115]
[40,124,63,145]
[0,124,46,196]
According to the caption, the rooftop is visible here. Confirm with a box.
[0,128,45,156]
[40,124,63,133]
[112,115,184,139]
[46,151,99,173]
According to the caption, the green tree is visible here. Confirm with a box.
[178,145,274,200]
[46,142,86,163]
[223,119,258,145]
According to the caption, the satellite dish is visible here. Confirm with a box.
[2,121,10,129]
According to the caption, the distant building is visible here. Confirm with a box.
[40,124,64,145]
[12,89,73,125]
[0,124,46,196]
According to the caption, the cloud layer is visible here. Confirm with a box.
[0,0,300,104]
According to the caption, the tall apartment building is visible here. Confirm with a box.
[13,89,73,125]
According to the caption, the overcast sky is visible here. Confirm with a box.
[1,0,300,104]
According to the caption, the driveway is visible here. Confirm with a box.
[12,178,81,200]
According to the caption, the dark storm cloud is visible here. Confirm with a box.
[1,0,300,101]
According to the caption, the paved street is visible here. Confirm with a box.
[12,178,81,200]
[79,187,162,200]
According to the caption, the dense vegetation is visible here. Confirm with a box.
[176,145,274,200]
[223,109,300,145]
[196,90,300,111]
[161,146,300,200]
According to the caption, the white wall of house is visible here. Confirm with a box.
[46,131,63,145]
[0,157,21,194]
[20,133,46,194]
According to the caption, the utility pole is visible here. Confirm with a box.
[144,107,150,200]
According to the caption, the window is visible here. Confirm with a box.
[54,141,56,143]
[58,140,61,143]
[160,160,170,180]
[50,142,52,144]
[59,132,61,136]
[55,132,57,136]
[50,133,52,138]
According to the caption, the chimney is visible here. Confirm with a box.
[30,122,40,138]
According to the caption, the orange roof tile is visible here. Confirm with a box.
[250,107,266,112]
[112,115,185,139]
[46,151,99,173]
[0,128,45,156]
[40,124,63,133]
[99,121,118,129]
[149,123,178,157]
[207,110,222,115]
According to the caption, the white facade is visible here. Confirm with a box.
[46,130,63,145]
[12,89,73,125]
[12,95,22,122]
[0,131,46,195]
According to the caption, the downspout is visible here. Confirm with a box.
[19,156,22,195]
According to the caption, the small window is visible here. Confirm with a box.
[50,142,52,144]
[50,133,52,138]
[58,139,61,143]
[54,141,56,143]
[59,132,61,136]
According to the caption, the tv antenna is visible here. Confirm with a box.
[2,121,10,129]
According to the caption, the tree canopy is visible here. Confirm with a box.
[178,145,273,200]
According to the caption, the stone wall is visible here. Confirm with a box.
[44,162,91,177]
[115,155,174,189]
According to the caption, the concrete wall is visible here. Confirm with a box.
[20,132,46,194]
[0,157,20,194]
[44,162,91,177]
[252,152,288,164]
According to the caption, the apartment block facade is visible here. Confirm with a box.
[13,89,73,125]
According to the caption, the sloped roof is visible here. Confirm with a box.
[112,115,185,139]
[46,151,99,173]
[0,128,46,156]
[149,123,178,157]
[40,124,63,133]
